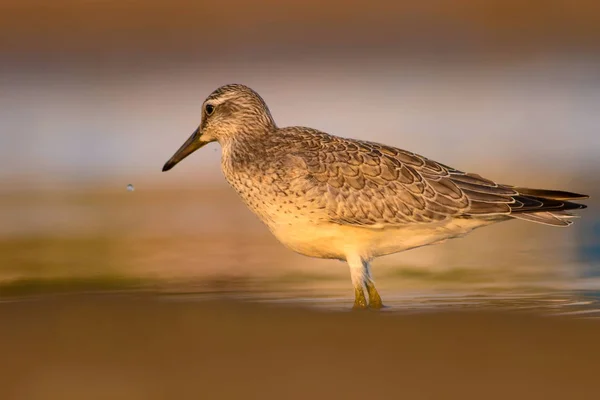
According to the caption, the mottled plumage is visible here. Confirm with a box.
[163,84,589,309]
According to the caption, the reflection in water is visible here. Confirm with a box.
[2,290,600,317]
[250,291,600,317]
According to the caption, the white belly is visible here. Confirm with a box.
[269,218,495,260]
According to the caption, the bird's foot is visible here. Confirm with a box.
[366,282,384,310]
[352,287,368,310]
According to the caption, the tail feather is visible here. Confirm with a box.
[448,170,588,227]
[509,187,589,201]
[508,188,588,227]
[511,211,573,227]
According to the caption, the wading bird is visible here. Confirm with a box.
[163,84,588,309]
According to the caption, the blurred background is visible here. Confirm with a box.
[3,2,600,399]
[1,0,600,297]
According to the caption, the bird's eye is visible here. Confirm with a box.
[205,104,215,115]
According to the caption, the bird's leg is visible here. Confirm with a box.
[347,254,368,309]
[353,286,368,310]
[363,259,383,309]
[365,280,383,309]
[347,254,382,310]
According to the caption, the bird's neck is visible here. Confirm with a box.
[220,126,275,168]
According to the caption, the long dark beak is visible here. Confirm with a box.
[162,128,206,172]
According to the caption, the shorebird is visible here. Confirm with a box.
[162,84,589,309]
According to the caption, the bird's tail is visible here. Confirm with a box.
[508,187,589,227]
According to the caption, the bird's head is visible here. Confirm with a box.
[162,84,275,172]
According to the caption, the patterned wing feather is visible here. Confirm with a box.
[283,128,587,227]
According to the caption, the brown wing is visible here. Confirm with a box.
[285,129,587,227]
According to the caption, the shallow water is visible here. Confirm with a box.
[2,293,600,400]
[153,289,600,317]
[5,289,600,319]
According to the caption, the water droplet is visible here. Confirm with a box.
[127,184,135,192]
